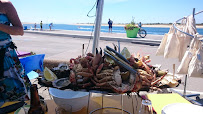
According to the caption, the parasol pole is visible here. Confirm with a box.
[92,0,104,55]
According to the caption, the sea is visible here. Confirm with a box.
[23,24,203,35]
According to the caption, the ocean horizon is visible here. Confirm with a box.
[23,24,203,35]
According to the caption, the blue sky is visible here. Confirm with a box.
[10,0,203,24]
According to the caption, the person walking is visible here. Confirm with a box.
[108,18,113,33]
[34,23,37,30]
[0,0,30,102]
[40,21,43,30]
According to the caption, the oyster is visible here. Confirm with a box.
[52,78,71,89]
[51,63,70,79]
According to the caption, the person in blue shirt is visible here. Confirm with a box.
[49,23,53,30]
[138,22,142,28]
[108,19,113,33]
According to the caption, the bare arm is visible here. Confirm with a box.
[0,2,24,35]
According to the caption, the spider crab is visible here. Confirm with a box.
[68,46,168,94]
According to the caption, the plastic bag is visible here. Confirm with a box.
[177,50,193,74]
[156,33,168,56]
[187,36,203,77]
[164,26,180,58]
[177,15,197,61]
[176,21,191,61]
[185,15,197,35]
[188,47,203,77]
[177,36,189,61]
[177,36,200,74]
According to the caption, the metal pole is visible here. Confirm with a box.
[183,8,195,97]
[183,75,187,97]
[87,92,90,114]
[193,8,195,18]
[92,0,104,55]
[192,8,197,35]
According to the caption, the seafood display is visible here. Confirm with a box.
[39,46,181,94]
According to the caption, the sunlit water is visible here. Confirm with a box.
[23,24,203,35]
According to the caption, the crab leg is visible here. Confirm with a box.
[152,71,157,82]
[151,73,167,86]
[93,76,100,83]
[91,78,109,87]
[144,59,151,64]
[96,73,113,79]
[98,76,113,83]
[140,56,145,62]
[96,63,104,74]
[141,61,153,75]
[77,72,93,77]
[76,68,90,73]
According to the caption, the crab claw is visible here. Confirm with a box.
[92,48,102,71]
[151,73,167,86]
[100,47,102,55]
[69,70,76,83]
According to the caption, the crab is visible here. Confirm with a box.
[68,47,168,94]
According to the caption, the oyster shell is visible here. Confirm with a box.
[52,78,71,89]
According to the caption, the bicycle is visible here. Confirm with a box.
[138,27,147,38]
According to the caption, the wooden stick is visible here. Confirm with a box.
[82,44,84,57]
[173,64,175,79]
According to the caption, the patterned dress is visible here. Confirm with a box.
[0,12,30,102]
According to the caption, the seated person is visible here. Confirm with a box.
[138,22,142,28]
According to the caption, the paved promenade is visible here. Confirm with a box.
[24,29,163,46]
